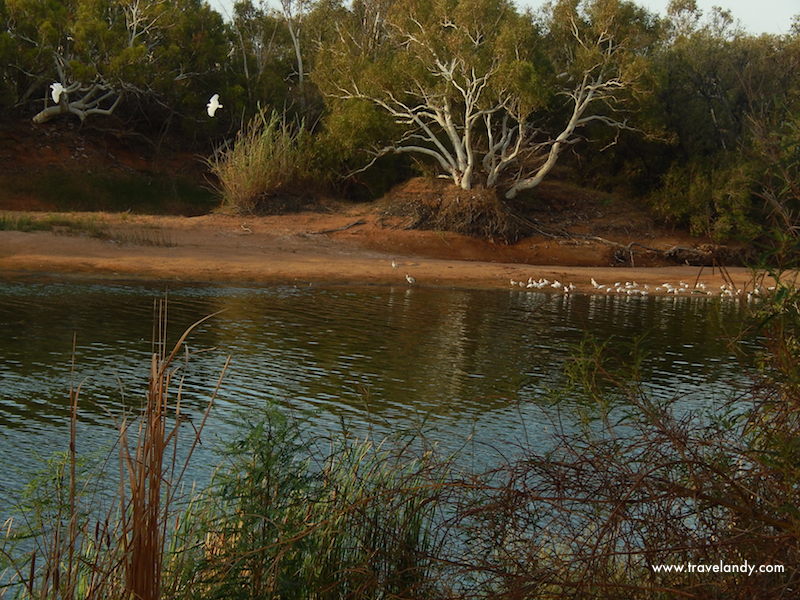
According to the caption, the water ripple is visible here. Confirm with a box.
[0,280,754,505]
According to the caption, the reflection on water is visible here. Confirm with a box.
[0,278,752,509]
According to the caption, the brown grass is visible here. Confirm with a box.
[5,303,228,600]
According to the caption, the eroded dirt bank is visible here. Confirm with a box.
[0,210,772,293]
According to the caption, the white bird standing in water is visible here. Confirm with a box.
[207,93,222,117]
[405,274,416,285]
[50,82,64,104]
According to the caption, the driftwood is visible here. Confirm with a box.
[511,214,747,266]
[308,219,366,235]
[570,233,749,267]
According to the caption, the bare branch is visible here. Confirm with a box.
[32,81,122,124]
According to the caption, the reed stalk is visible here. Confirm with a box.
[6,303,227,600]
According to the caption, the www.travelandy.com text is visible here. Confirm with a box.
[651,561,784,576]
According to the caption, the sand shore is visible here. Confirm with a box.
[0,211,772,293]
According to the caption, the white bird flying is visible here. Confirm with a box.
[207,94,222,117]
[50,82,64,104]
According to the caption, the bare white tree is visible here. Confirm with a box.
[336,56,503,190]
[505,21,636,199]
[326,0,643,199]
[121,0,168,48]
[280,0,311,110]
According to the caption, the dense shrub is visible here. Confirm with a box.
[650,157,763,241]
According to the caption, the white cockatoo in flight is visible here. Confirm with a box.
[207,94,222,117]
[50,82,65,104]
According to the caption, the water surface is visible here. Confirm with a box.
[0,278,753,509]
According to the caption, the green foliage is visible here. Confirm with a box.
[312,0,551,185]
[313,98,413,198]
[3,0,232,134]
[0,0,797,240]
[628,9,800,242]
[208,108,320,214]
[180,411,445,600]
[652,157,762,241]
[749,109,800,266]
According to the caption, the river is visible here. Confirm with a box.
[0,277,754,513]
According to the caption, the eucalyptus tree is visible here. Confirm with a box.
[315,0,656,199]
[4,0,229,127]
[0,0,15,108]
[231,0,298,110]
[509,0,659,197]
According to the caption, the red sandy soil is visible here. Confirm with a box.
[0,208,772,293]
[0,119,774,292]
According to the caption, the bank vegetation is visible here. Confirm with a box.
[0,0,798,244]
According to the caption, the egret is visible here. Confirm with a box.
[405,274,416,285]
[50,82,64,104]
[391,259,398,269]
[207,94,222,117]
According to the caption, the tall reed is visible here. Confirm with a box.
[4,303,227,600]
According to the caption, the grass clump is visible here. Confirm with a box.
[208,109,319,215]
[177,415,448,600]
[0,212,177,247]
[0,212,107,237]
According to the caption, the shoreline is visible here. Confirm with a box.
[0,225,773,295]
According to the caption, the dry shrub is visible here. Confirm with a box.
[444,290,800,600]
[383,177,530,242]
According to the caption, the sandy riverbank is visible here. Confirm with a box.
[0,210,775,294]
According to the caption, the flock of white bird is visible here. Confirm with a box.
[394,261,769,297]
[510,277,578,294]
[50,82,223,118]
[509,276,772,300]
